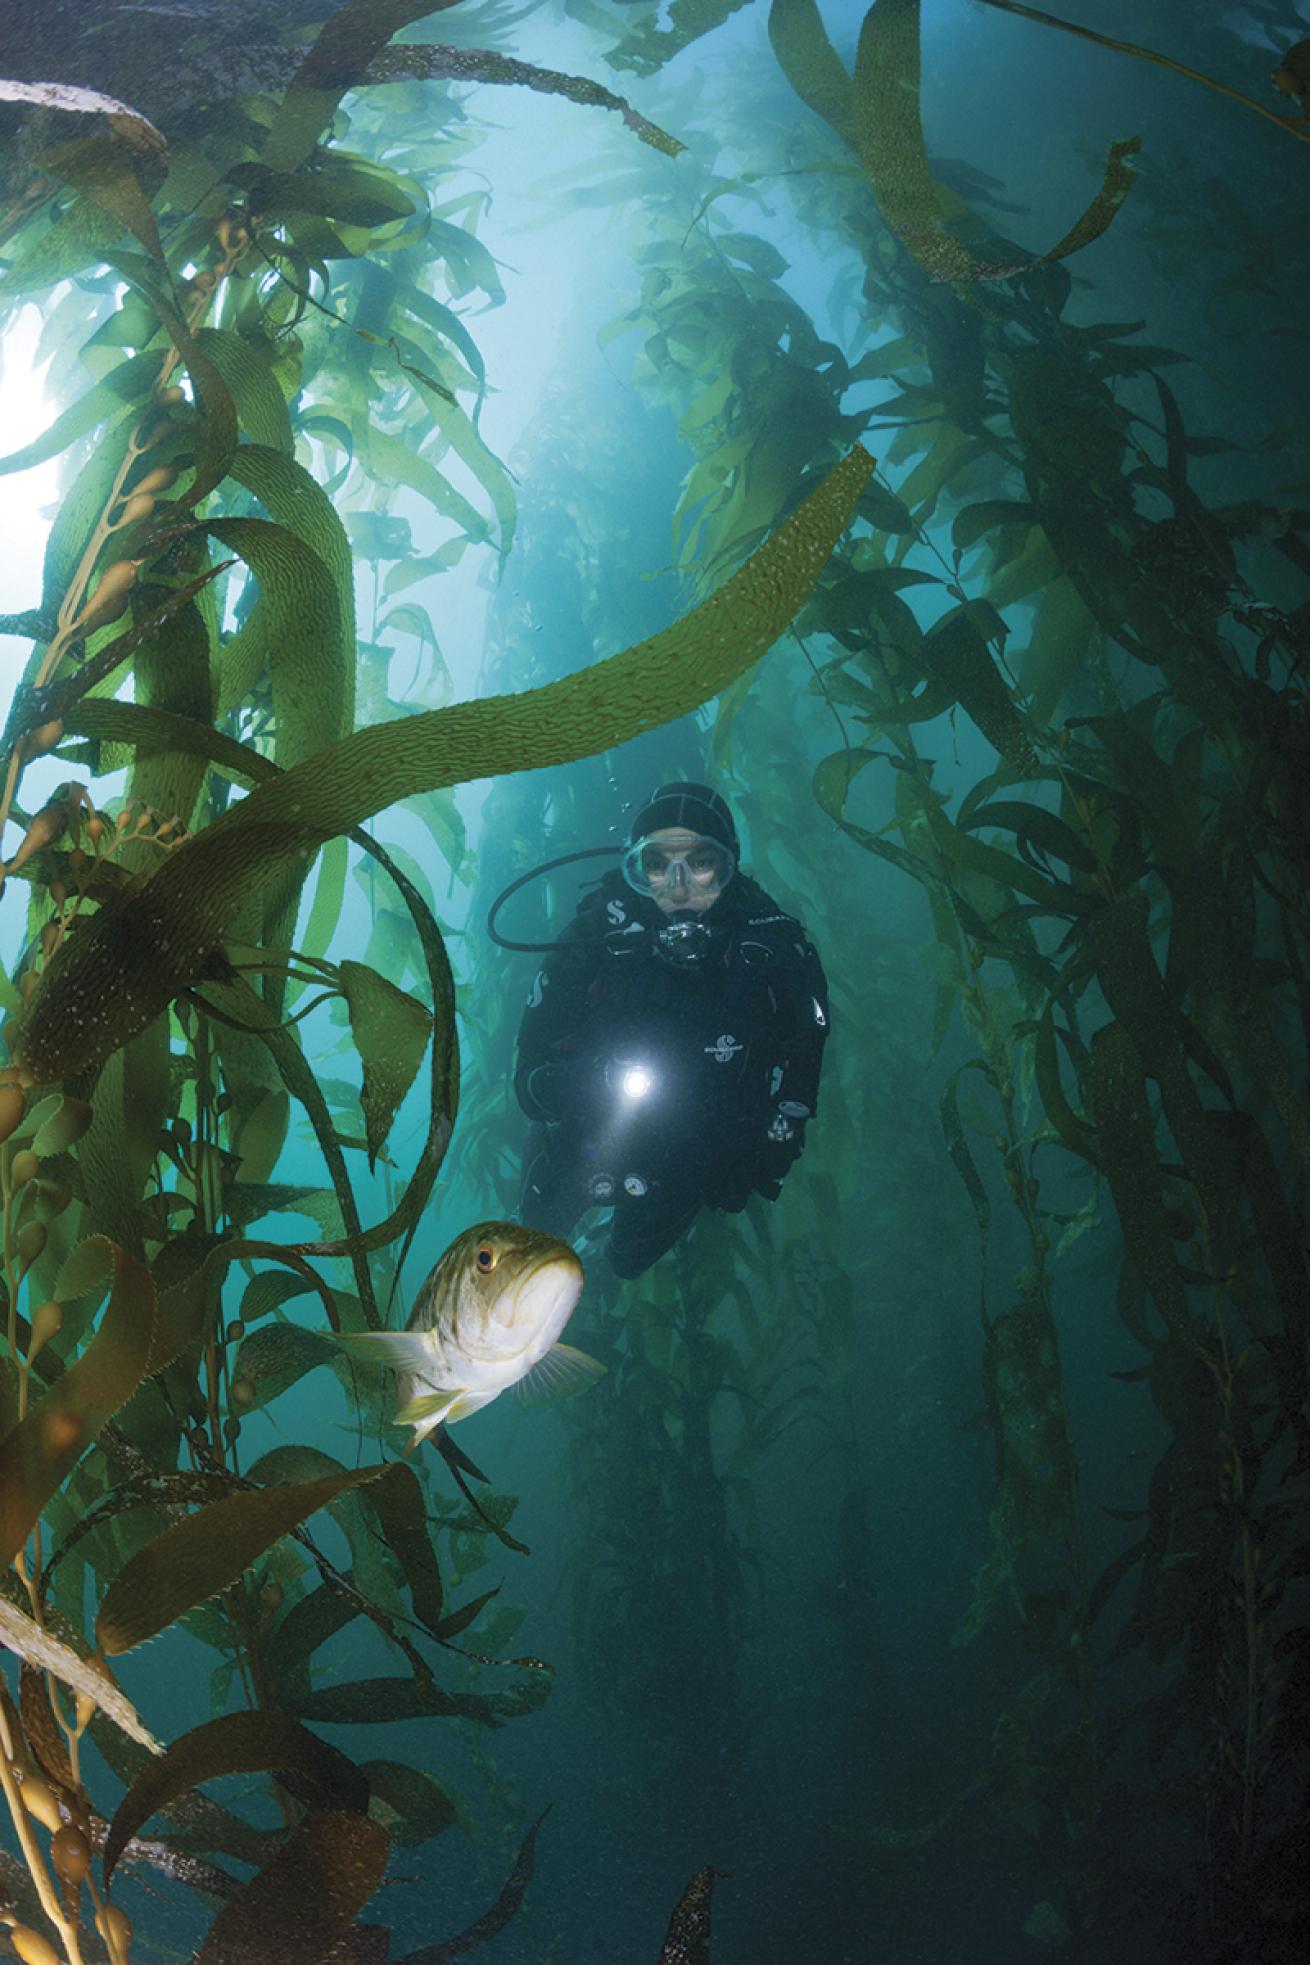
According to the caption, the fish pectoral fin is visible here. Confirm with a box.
[513,1342,606,1408]
[393,1387,462,1427]
[334,1330,438,1375]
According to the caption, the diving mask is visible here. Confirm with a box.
[620,831,736,902]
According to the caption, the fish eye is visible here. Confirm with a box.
[475,1244,498,1273]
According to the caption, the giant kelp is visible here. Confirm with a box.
[745,7,1309,1957]
[514,1,1310,1954]
[0,5,872,1961]
[3,0,1308,1958]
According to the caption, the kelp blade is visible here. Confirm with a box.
[104,1709,371,1884]
[95,1463,401,1655]
[20,444,873,1083]
[195,1810,390,1965]
[853,0,1139,283]
[0,1239,155,1567]
[658,1865,722,1964]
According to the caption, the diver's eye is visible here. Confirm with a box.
[475,1244,498,1273]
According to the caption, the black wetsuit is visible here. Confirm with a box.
[514,869,829,1278]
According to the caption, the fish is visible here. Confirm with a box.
[333,1221,599,1448]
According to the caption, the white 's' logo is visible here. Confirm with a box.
[527,972,545,1008]
[606,898,626,925]
[706,1033,743,1064]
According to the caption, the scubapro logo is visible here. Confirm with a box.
[606,898,626,926]
[527,972,545,1009]
[705,1033,743,1064]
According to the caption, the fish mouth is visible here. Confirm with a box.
[494,1246,584,1347]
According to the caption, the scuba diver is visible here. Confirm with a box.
[497,781,829,1279]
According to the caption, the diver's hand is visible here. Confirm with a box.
[755,1105,807,1189]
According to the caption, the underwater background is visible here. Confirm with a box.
[2,2,1309,1961]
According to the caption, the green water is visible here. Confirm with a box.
[1,3,1308,1960]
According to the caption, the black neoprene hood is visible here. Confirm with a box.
[627,781,740,857]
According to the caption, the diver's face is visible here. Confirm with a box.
[639,827,727,915]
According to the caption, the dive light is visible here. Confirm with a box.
[618,1063,655,1103]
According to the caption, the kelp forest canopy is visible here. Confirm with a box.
[0,0,1307,1960]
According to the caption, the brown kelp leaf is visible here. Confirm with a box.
[104,1709,370,1885]
[962,801,1097,876]
[853,0,1139,284]
[226,445,356,734]
[20,1662,74,1787]
[941,1068,990,1279]
[0,1597,161,1754]
[1075,715,1192,871]
[0,79,166,161]
[196,1811,390,1965]
[339,961,434,1170]
[952,500,1040,553]
[0,1239,155,1568]
[360,1760,457,1847]
[263,1585,359,1701]
[197,976,381,1328]
[1034,1002,1098,1166]
[607,0,754,78]
[359,1458,444,1635]
[210,515,347,771]
[147,1238,338,1377]
[25,1094,95,1157]
[39,1470,236,1596]
[918,795,1082,914]
[230,1323,339,1411]
[124,591,214,851]
[364,45,685,155]
[812,748,943,891]
[768,0,859,151]
[21,444,872,1083]
[263,0,463,176]
[916,603,1038,775]
[197,332,294,456]
[658,1866,724,1965]
[1089,1537,1148,1628]
[325,1927,390,1965]
[285,1677,485,1728]
[36,130,166,264]
[1087,893,1234,1246]
[1085,1022,1191,1344]
[392,1809,549,1965]
[983,1294,1077,1538]
[95,1462,401,1655]
[53,693,457,1278]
